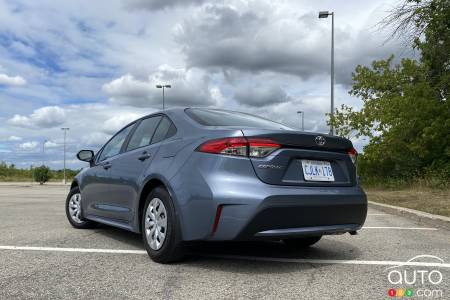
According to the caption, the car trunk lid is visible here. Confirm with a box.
[241,129,356,186]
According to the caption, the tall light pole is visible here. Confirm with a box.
[156,84,171,110]
[42,139,47,166]
[319,10,334,136]
[297,111,304,131]
[61,128,69,184]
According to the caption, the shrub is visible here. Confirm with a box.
[33,165,51,184]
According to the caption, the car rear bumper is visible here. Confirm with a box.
[170,153,367,241]
[219,190,367,241]
[234,198,366,240]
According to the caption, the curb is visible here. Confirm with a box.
[368,201,450,231]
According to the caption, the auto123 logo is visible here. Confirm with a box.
[386,255,446,298]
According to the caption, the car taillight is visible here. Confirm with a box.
[197,137,280,158]
[248,138,281,158]
[197,137,248,156]
[347,147,358,165]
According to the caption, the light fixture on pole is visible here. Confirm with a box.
[319,10,335,136]
[61,128,69,184]
[297,111,304,131]
[156,84,171,110]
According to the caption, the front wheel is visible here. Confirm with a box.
[65,186,96,229]
[283,236,322,248]
[142,187,184,263]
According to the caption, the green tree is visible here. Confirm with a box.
[330,0,450,182]
[33,165,51,184]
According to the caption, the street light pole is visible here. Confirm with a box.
[156,84,172,110]
[61,128,69,184]
[319,11,335,136]
[297,111,304,131]
[331,12,334,136]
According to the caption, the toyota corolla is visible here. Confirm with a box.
[66,108,367,263]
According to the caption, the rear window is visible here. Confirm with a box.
[185,108,293,130]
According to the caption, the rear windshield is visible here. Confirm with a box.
[185,108,293,130]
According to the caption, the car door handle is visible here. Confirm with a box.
[138,152,151,161]
[102,162,112,170]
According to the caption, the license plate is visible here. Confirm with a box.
[301,160,335,182]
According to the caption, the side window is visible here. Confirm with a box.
[166,123,177,139]
[151,117,176,144]
[98,124,134,162]
[126,116,162,151]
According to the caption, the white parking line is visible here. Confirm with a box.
[363,226,438,230]
[367,213,388,216]
[0,245,147,255]
[207,255,450,268]
[0,245,448,268]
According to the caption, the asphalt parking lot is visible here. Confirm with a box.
[0,184,449,299]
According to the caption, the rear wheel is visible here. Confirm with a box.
[65,186,96,229]
[142,187,184,263]
[283,236,322,248]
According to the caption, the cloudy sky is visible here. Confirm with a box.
[0,0,410,169]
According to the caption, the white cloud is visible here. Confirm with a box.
[103,65,218,108]
[43,140,60,149]
[125,0,207,11]
[8,136,23,141]
[101,113,141,135]
[18,141,39,151]
[80,131,111,147]
[103,74,153,104]
[0,73,26,86]
[8,106,67,128]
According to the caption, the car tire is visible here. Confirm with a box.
[65,186,96,229]
[283,236,322,248]
[142,187,184,263]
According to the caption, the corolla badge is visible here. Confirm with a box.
[315,135,326,146]
[257,164,284,170]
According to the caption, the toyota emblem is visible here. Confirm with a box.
[315,135,326,146]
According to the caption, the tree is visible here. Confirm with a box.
[330,0,450,181]
[33,165,51,184]
[382,0,449,100]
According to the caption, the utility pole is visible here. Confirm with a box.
[156,84,171,110]
[319,11,335,135]
[297,111,304,131]
[61,128,69,184]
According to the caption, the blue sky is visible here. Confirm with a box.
[0,0,409,169]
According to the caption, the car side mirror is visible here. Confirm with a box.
[77,150,95,163]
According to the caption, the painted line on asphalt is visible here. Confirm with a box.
[0,245,147,255]
[1,245,449,268]
[206,255,450,268]
[367,213,388,216]
[363,226,438,230]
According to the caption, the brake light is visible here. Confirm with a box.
[197,137,280,158]
[347,147,358,165]
[198,137,248,156]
